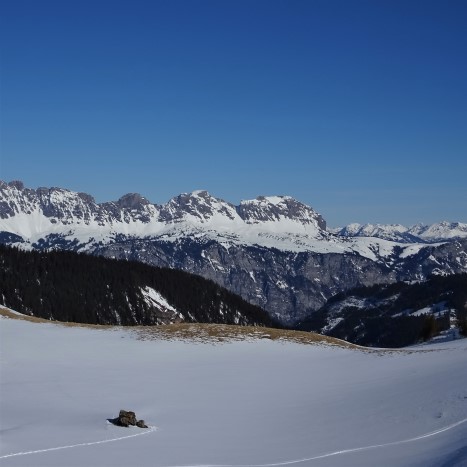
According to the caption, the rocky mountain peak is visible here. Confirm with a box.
[7,180,24,191]
[159,190,237,223]
[33,186,98,223]
[77,192,96,204]
[237,195,326,230]
[116,193,151,209]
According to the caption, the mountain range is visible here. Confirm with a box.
[332,221,467,243]
[2,180,467,324]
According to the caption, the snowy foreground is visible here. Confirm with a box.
[1,315,467,467]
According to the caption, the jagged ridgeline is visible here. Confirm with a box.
[0,245,279,327]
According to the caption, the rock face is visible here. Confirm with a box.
[110,410,148,428]
[93,237,467,324]
[1,180,467,324]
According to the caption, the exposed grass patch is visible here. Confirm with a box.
[133,322,360,348]
[0,307,114,329]
[1,307,435,353]
[0,306,355,347]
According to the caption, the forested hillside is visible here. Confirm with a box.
[0,245,279,327]
[298,274,467,347]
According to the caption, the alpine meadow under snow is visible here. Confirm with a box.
[1,310,467,467]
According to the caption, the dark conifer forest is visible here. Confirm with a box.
[0,245,279,327]
[298,274,467,347]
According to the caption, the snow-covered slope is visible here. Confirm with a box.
[1,311,467,467]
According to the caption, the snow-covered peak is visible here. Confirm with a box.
[238,195,326,230]
[337,220,467,244]
[337,223,416,243]
[116,193,151,209]
[336,223,363,236]
[0,181,162,237]
[159,190,238,223]
[0,181,99,224]
[408,221,467,242]
[191,189,210,196]
[241,195,293,206]
[35,186,99,224]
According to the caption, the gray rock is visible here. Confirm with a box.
[111,410,137,427]
[136,420,148,428]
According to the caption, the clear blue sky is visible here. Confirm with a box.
[1,0,466,226]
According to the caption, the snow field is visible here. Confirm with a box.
[1,316,467,467]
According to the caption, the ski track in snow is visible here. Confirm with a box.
[165,417,467,467]
[0,425,157,460]
[1,417,467,465]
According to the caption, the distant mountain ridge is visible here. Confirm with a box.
[334,221,467,243]
[1,180,467,324]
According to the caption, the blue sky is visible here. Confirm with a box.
[1,0,466,226]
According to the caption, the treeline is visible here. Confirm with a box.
[325,274,467,313]
[0,245,279,328]
[321,308,449,348]
[298,274,467,347]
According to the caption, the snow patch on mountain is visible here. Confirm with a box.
[140,286,182,320]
